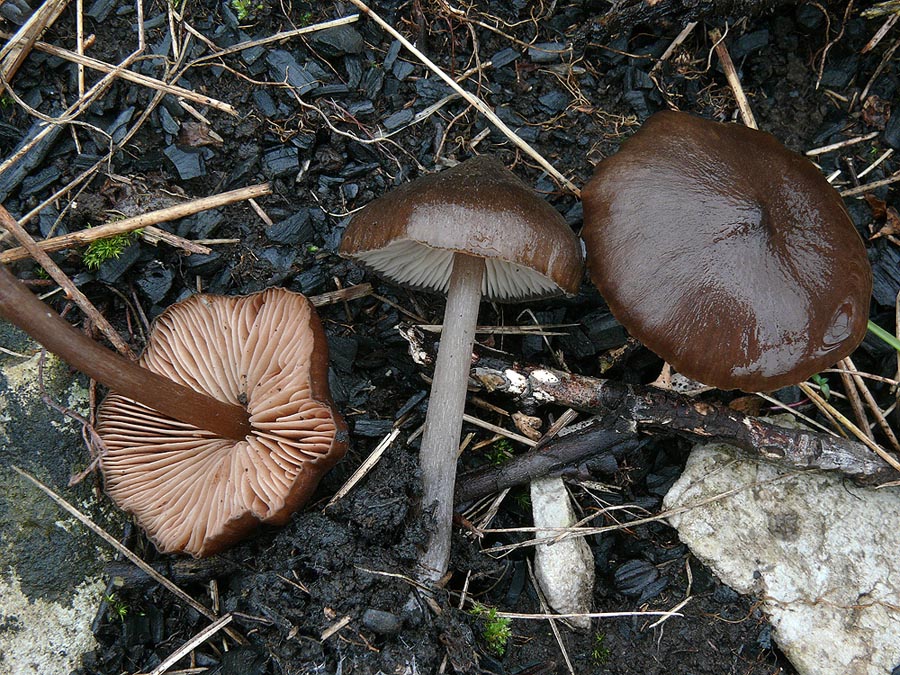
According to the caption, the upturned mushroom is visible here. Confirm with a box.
[0,267,347,556]
[339,156,583,582]
[97,288,347,556]
[581,110,872,392]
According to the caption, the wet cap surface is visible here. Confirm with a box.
[581,111,872,392]
[339,155,583,301]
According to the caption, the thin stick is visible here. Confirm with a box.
[843,356,900,452]
[837,358,873,440]
[309,282,373,307]
[805,131,879,156]
[798,383,900,473]
[0,205,134,357]
[840,170,900,197]
[140,226,211,256]
[326,428,400,507]
[0,183,271,263]
[10,465,246,645]
[344,0,579,195]
[857,148,893,179]
[0,32,237,116]
[145,614,234,675]
[709,27,758,129]
[0,0,71,95]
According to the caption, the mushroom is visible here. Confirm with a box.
[96,288,347,557]
[0,264,249,439]
[581,110,872,392]
[339,156,582,582]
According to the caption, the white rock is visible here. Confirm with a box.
[664,441,900,675]
[530,476,594,629]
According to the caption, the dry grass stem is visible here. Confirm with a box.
[837,357,874,440]
[0,204,134,357]
[840,170,900,197]
[805,131,880,156]
[326,428,400,507]
[708,27,758,129]
[857,148,894,179]
[144,614,234,675]
[0,0,71,94]
[462,413,537,447]
[842,356,900,452]
[754,392,838,436]
[417,323,574,336]
[139,226,211,256]
[309,282,373,307]
[799,383,900,472]
[345,0,579,195]
[526,561,575,674]
[0,183,272,263]
[10,466,245,644]
[0,33,236,115]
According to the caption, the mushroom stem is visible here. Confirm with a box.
[0,265,252,440]
[418,252,484,583]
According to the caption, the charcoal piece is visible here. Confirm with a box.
[383,40,402,70]
[362,68,384,99]
[637,576,668,604]
[556,326,596,359]
[348,100,375,116]
[871,241,900,307]
[293,267,325,294]
[136,263,174,303]
[180,209,222,238]
[884,110,900,150]
[796,3,824,29]
[97,243,141,283]
[613,559,658,596]
[252,90,278,118]
[564,201,582,227]
[327,334,358,373]
[528,41,569,63]
[291,133,315,151]
[237,32,264,65]
[314,84,350,97]
[19,166,60,197]
[185,250,222,274]
[623,89,650,120]
[362,609,402,635]
[491,47,519,69]
[342,162,380,178]
[107,106,135,144]
[158,106,180,135]
[262,146,298,178]
[395,391,427,420]
[819,55,858,89]
[383,109,414,130]
[0,121,22,143]
[0,0,31,24]
[392,59,415,81]
[87,0,115,22]
[625,66,653,91]
[346,56,363,88]
[38,206,63,238]
[415,78,452,103]
[266,50,318,95]
[352,418,394,438]
[258,246,296,271]
[266,209,313,245]
[163,145,205,180]
[342,182,359,200]
[310,25,364,57]
[583,309,627,350]
[731,29,769,59]
[538,90,568,115]
[0,118,63,202]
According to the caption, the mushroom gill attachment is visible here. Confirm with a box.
[581,110,872,392]
[97,288,347,557]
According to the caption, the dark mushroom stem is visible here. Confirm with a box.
[418,252,484,583]
[0,265,251,440]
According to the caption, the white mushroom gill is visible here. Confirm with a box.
[98,288,345,557]
[356,239,562,300]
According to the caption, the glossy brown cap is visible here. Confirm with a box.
[339,156,583,301]
[582,111,872,392]
[97,288,348,557]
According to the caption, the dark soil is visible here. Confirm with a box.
[1,0,897,673]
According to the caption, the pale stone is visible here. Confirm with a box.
[0,574,105,675]
[664,441,900,675]
[530,476,594,629]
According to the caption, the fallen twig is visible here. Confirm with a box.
[0,183,271,263]
[0,0,71,95]
[453,361,899,502]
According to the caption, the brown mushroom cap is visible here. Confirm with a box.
[97,288,347,557]
[339,156,583,301]
[581,111,872,392]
